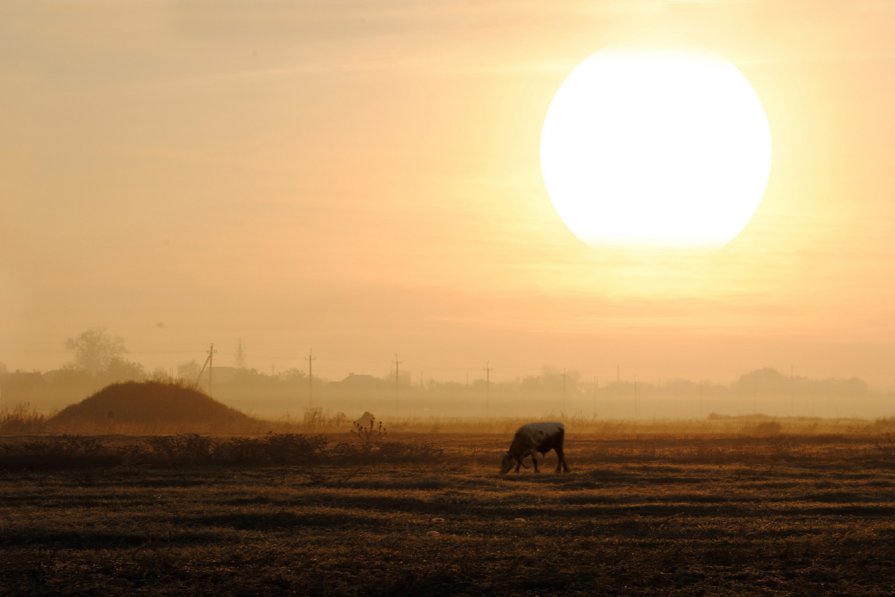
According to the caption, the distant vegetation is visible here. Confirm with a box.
[2,363,890,421]
[1,328,893,420]
[0,432,445,471]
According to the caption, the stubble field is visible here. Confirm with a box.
[2,432,895,595]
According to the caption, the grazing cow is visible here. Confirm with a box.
[500,422,569,474]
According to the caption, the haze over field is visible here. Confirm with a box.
[4,2,895,396]
[6,7,895,596]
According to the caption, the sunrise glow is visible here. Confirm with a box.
[541,50,772,248]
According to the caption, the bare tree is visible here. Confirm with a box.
[65,328,128,375]
[178,360,201,382]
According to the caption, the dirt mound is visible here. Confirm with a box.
[50,381,256,433]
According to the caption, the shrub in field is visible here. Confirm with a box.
[213,434,328,465]
[297,408,348,432]
[209,436,271,464]
[302,408,325,430]
[330,418,445,463]
[328,440,445,463]
[871,418,895,433]
[874,433,895,460]
[351,416,387,454]
[263,433,328,463]
[748,421,783,437]
[146,433,327,466]
[145,434,214,464]
[0,432,445,469]
[0,403,47,434]
[376,441,445,463]
[0,435,120,469]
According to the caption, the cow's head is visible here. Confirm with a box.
[499,451,516,475]
[500,452,532,474]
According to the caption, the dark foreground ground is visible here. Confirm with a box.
[2,434,895,595]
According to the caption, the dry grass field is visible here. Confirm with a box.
[2,431,895,595]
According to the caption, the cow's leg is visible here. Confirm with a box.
[531,451,540,473]
[514,457,522,473]
[555,429,569,472]
[555,446,569,472]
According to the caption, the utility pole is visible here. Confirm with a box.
[208,343,215,392]
[790,365,794,416]
[194,343,215,390]
[394,354,402,414]
[593,376,598,417]
[306,349,316,407]
[699,381,704,418]
[235,338,246,369]
[484,361,493,415]
[562,370,567,415]
[634,374,638,419]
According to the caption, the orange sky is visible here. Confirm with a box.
[2,1,895,387]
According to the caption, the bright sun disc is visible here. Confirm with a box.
[540,49,772,248]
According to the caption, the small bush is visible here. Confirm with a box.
[0,435,119,470]
[263,433,328,464]
[300,409,348,431]
[748,421,783,437]
[377,441,444,462]
[875,433,895,459]
[351,416,387,454]
[145,434,215,464]
[213,434,328,465]
[0,433,444,469]
[0,403,47,434]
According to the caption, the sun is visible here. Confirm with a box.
[540,49,772,248]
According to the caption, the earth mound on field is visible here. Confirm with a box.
[50,381,256,432]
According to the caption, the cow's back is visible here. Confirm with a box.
[519,422,563,439]
[511,421,564,452]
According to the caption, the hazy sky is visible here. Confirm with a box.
[3,1,895,387]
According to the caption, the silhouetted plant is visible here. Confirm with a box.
[875,432,895,459]
[303,408,325,430]
[0,403,47,434]
[748,421,783,437]
[0,435,117,469]
[263,433,327,463]
[213,433,327,465]
[351,416,386,454]
[377,441,444,462]
[146,434,214,464]
[0,431,450,469]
